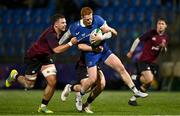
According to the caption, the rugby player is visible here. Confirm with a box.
[5,14,77,113]
[127,18,168,106]
[60,6,148,108]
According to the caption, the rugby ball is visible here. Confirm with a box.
[90,28,102,47]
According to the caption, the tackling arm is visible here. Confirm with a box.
[53,37,77,53]
[78,44,103,53]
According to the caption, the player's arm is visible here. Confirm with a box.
[53,37,77,53]
[100,23,118,37]
[78,44,103,53]
[59,30,71,45]
[160,37,168,53]
[90,24,117,43]
[127,30,153,58]
[127,38,140,59]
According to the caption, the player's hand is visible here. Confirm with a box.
[92,46,104,53]
[159,43,166,48]
[160,47,167,53]
[127,51,133,59]
[90,34,102,44]
[70,37,78,45]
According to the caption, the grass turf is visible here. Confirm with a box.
[0,90,180,115]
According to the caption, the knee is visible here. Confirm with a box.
[145,76,154,84]
[117,64,126,74]
[88,77,97,85]
[25,81,35,89]
[47,78,57,88]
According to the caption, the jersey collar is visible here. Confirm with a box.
[80,19,86,27]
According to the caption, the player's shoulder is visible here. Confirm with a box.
[93,15,103,20]
[148,29,156,33]
[163,33,169,39]
[40,26,56,38]
[69,21,80,31]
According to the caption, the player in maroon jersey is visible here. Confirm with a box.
[127,18,168,106]
[5,14,77,113]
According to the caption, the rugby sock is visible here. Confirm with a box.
[130,95,137,101]
[131,86,138,94]
[80,89,85,96]
[87,97,94,104]
[41,99,49,107]
[134,75,142,90]
[141,83,151,92]
[70,84,75,91]
[14,74,20,80]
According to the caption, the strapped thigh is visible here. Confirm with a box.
[41,64,57,77]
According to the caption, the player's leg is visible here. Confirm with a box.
[5,57,39,88]
[128,62,154,106]
[104,53,148,97]
[61,65,87,101]
[140,70,154,92]
[6,70,37,88]
[79,66,98,96]
[38,64,57,114]
[129,71,153,106]
[83,69,106,113]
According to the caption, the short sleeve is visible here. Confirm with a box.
[94,15,106,28]
[69,24,77,37]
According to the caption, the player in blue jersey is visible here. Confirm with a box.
[60,7,148,109]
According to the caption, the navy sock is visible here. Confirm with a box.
[41,99,49,105]
[134,75,142,90]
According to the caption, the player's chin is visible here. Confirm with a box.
[86,23,92,26]
[61,28,66,31]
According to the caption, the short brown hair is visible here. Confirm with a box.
[51,13,65,24]
[157,17,167,24]
[80,7,93,17]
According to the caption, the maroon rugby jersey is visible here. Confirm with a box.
[138,29,168,63]
[27,26,64,58]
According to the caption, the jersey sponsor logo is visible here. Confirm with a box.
[78,33,91,42]
[152,37,156,41]
[152,46,160,51]
[76,32,80,35]
[81,33,86,36]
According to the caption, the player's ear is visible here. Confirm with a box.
[165,23,167,28]
[54,21,58,27]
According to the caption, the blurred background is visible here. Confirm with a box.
[0,0,179,91]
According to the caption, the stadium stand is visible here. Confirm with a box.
[0,0,179,90]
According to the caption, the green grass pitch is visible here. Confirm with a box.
[0,90,180,115]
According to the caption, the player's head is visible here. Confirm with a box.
[81,7,93,26]
[52,14,67,32]
[156,18,167,34]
